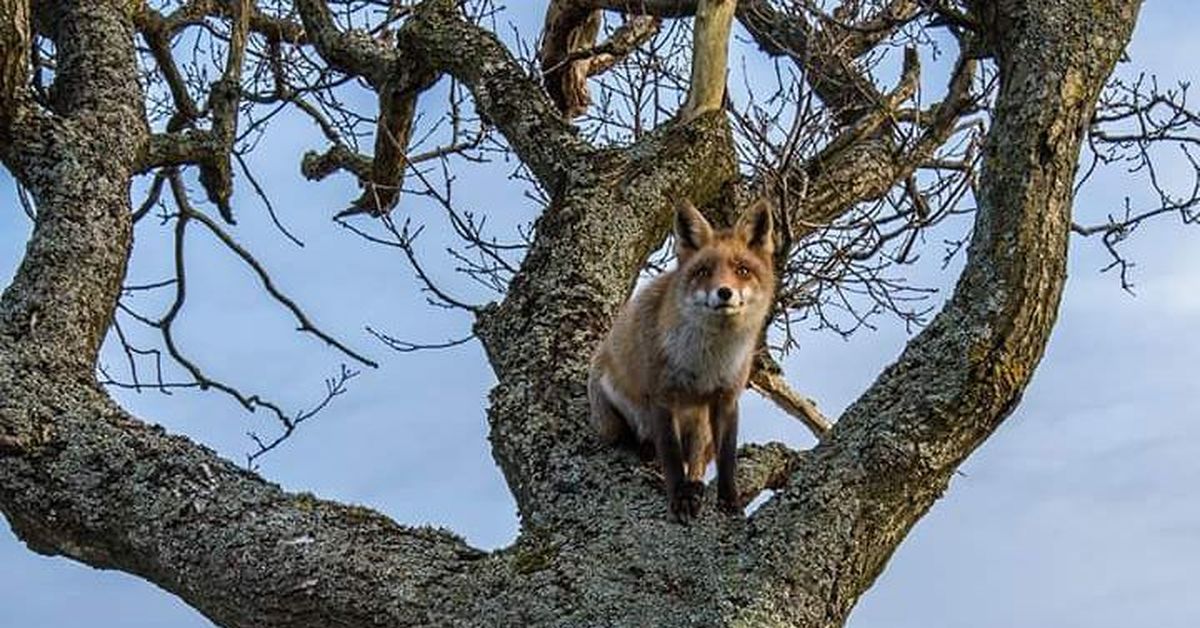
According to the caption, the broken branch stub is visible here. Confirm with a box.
[681,0,736,121]
[540,2,602,119]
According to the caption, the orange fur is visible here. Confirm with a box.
[589,198,776,521]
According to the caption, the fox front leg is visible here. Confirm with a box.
[652,406,700,523]
[678,404,711,520]
[711,392,741,514]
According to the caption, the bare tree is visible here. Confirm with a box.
[1,0,1188,626]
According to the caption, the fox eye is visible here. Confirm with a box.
[693,266,711,279]
[735,264,752,278]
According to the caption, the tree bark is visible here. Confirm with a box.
[0,1,1142,626]
[680,0,736,120]
[741,2,1144,623]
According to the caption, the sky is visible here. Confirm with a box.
[2,2,1199,627]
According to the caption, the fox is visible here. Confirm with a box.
[588,197,776,522]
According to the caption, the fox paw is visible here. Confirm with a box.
[670,481,705,524]
[717,495,743,516]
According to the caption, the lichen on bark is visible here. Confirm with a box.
[0,1,1144,626]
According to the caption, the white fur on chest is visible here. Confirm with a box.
[661,320,755,394]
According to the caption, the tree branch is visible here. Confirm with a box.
[540,1,602,118]
[746,1,1141,619]
[586,0,979,249]
[301,143,373,181]
[586,0,923,123]
[2,6,482,625]
[764,49,979,268]
[0,0,52,173]
[748,351,832,439]
[294,0,445,216]
[582,0,700,17]
[294,0,397,88]
[738,0,922,124]
[1,380,486,627]
[0,0,32,136]
[339,68,438,217]
[403,0,594,193]
[581,15,661,79]
[139,130,222,172]
[736,441,807,506]
[680,0,737,121]
[0,0,141,366]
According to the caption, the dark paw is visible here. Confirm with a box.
[717,495,743,516]
[670,481,705,523]
[636,440,657,463]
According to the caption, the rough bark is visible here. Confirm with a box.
[0,0,31,137]
[0,1,1141,627]
[741,2,1143,623]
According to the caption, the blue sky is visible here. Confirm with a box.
[2,3,1199,626]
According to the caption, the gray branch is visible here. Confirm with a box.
[0,1,1148,627]
[744,2,1142,620]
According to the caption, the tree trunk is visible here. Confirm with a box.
[0,1,1142,626]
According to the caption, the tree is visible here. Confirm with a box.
[4,0,1192,626]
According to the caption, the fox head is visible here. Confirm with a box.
[673,198,776,324]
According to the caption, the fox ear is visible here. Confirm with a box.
[735,198,774,257]
[674,199,714,257]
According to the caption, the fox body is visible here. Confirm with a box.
[589,198,775,521]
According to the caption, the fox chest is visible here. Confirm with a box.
[660,324,755,396]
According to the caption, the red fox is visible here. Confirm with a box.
[589,197,775,522]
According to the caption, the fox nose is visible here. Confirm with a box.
[716,287,733,302]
